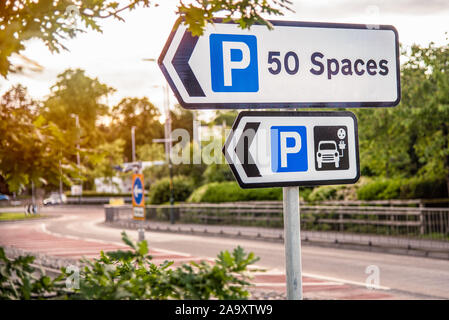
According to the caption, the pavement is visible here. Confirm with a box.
[1,205,448,299]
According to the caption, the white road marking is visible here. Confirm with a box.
[303,272,390,290]
[254,282,343,287]
[40,219,193,258]
[38,212,391,291]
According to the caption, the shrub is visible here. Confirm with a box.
[0,232,260,300]
[0,248,65,299]
[203,163,234,183]
[65,191,132,197]
[357,177,448,200]
[148,175,194,204]
[187,181,282,203]
[356,179,391,200]
[307,185,344,202]
[399,177,447,199]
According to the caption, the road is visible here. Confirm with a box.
[1,205,449,299]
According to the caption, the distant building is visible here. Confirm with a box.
[94,177,130,194]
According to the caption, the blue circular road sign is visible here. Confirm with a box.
[133,177,143,205]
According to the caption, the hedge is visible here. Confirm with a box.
[65,191,132,197]
[356,177,448,200]
[148,175,194,204]
[187,181,282,203]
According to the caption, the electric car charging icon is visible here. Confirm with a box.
[316,127,347,169]
[317,141,340,168]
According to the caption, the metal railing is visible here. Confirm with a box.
[105,201,449,254]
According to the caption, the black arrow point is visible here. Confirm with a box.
[172,31,205,97]
[234,122,261,178]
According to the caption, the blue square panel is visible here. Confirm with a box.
[209,34,259,92]
[271,126,308,172]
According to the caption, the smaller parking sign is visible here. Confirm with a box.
[132,174,145,220]
[223,111,360,188]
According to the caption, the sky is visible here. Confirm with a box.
[0,0,448,121]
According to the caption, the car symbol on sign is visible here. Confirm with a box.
[316,141,340,168]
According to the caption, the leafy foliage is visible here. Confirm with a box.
[0,247,65,299]
[212,110,238,127]
[87,139,126,186]
[188,181,282,203]
[354,41,449,197]
[137,143,165,162]
[177,0,293,36]
[0,232,260,300]
[0,85,78,192]
[111,97,164,162]
[0,0,154,77]
[44,69,115,142]
[148,175,194,204]
[1,0,290,77]
[357,177,448,200]
[203,163,235,183]
[62,232,260,300]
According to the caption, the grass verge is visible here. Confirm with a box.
[0,212,45,221]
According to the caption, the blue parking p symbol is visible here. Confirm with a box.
[209,34,259,92]
[271,126,308,172]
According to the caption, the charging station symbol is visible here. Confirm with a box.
[314,126,349,171]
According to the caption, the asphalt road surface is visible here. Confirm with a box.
[3,205,449,299]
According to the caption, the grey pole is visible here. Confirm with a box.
[31,180,35,214]
[164,84,175,224]
[283,186,303,300]
[73,114,81,204]
[136,164,145,242]
[131,126,136,163]
[59,159,63,202]
[74,114,81,173]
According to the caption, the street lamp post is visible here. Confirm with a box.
[131,126,136,163]
[73,114,81,173]
[143,58,175,224]
[71,114,81,203]
[59,158,63,201]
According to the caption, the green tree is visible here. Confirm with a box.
[170,104,194,138]
[0,0,153,77]
[0,85,78,193]
[111,97,164,162]
[0,0,291,77]
[212,110,238,127]
[177,0,293,36]
[355,41,449,197]
[405,42,449,194]
[87,138,125,186]
[43,68,115,146]
[137,143,165,162]
[356,107,411,178]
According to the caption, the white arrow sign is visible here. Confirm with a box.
[159,19,400,109]
[223,111,360,188]
[133,184,142,199]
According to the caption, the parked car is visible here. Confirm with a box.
[0,193,10,201]
[43,192,67,205]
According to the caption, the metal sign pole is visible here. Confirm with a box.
[137,172,145,242]
[283,186,303,300]
[138,165,145,242]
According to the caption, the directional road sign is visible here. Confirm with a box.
[223,111,360,188]
[132,174,145,220]
[159,19,400,109]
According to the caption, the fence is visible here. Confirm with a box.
[105,201,449,254]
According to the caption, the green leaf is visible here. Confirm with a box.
[137,240,149,256]
[120,231,136,250]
